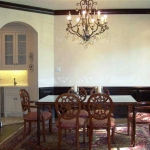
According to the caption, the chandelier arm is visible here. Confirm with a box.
[77,0,86,10]
[67,24,83,38]
[93,24,109,37]
[88,24,99,37]
[88,0,97,12]
[68,29,82,38]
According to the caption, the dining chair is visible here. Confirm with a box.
[20,89,52,142]
[68,87,88,118]
[78,87,89,118]
[55,93,86,150]
[87,93,115,150]
[90,87,97,95]
[127,101,150,137]
[102,87,110,95]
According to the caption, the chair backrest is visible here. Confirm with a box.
[136,101,150,113]
[20,89,31,114]
[78,87,87,102]
[87,93,114,120]
[90,87,97,95]
[55,93,81,120]
[67,88,73,94]
[102,87,110,96]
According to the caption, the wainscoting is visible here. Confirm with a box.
[39,86,150,118]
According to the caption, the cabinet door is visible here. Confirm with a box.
[2,32,27,68]
[5,95,16,113]
[15,95,22,113]
[16,33,27,66]
[2,33,15,67]
[4,87,26,116]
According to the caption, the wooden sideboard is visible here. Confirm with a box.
[39,86,150,118]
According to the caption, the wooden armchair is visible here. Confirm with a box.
[128,101,150,136]
[55,93,86,149]
[87,93,115,150]
[20,89,52,142]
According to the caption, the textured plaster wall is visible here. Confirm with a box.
[54,14,150,87]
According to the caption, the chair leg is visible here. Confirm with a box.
[76,128,79,150]
[111,127,115,143]
[107,128,111,150]
[127,118,130,135]
[49,117,52,133]
[28,122,31,135]
[83,123,85,143]
[23,121,26,138]
[89,127,93,150]
[131,122,133,144]
[42,119,46,142]
[58,128,62,149]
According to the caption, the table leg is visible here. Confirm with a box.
[132,106,135,146]
[37,105,41,146]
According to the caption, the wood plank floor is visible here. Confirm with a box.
[0,117,23,144]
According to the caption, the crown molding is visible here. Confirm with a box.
[0,1,54,15]
[54,9,150,15]
[0,1,150,15]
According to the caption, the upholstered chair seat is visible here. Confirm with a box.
[128,112,150,123]
[56,118,85,128]
[24,111,52,121]
[127,101,150,136]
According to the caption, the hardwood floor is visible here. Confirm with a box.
[0,117,23,144]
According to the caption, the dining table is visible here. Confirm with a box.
[36,95,137,146]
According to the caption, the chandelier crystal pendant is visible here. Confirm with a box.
[66,0,109,48]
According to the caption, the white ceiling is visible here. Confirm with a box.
[0,0,150,10]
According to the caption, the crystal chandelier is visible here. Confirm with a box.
[66,0,109,48]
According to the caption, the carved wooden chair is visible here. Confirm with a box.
[90,87,97,95]
[20,89,52,142]
[87,93,115,150]
[78,87,88,118]
[102,87,110,95]
[55,93,86,149]
[68,87,88,118]
[127,101,150,136]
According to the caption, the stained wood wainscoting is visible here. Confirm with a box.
[39,86,150,118]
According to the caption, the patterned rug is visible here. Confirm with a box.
[0,123,150,150]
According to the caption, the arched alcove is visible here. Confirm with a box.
[0,22,38,101]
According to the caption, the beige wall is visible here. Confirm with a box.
[54,14,150,86]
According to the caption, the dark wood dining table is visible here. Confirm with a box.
[36,95,137,146]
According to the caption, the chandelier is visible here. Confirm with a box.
[66,0,109,48]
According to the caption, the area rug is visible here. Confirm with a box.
[0,123,150,150]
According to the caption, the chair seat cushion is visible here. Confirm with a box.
[88,117,115,128]
[24,111,51,121]
[56,118,85,128]
[129,112,150,123]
